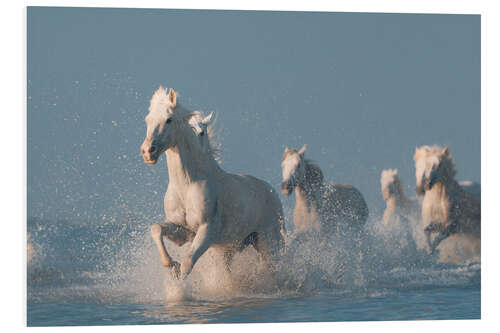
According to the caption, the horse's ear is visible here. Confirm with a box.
[441,145,450,156]
[168,88,177,108]
[298,144,307,156]
[414,147,421,161]
[202,112,214,125]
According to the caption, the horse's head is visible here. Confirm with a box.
[281,145,307,195]
[414,145,454,196]
[188,111,214,137]
[141,87,179,165]
[380,168,401,200]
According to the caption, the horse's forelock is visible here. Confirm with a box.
[282,149,298,162]
[149,87,170,114]
[381,169,398,189]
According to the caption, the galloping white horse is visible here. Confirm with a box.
[281,145,369,236]
[141,87,284,279]
[380,168,420,227]
[414,145,481,254]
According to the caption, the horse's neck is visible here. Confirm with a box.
[430,179,460,199]
[387,189,410,211]
[295,182,322,214]
[165,139,220,188]
[294,186,321,233]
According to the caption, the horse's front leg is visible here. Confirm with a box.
[429,222,457,254]
[179,222,215,279]
[150,222,195,277]
[424,221,442,254]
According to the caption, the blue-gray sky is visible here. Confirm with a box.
[27,7,480,224]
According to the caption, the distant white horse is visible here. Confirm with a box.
[414,145,481,254]
[380,169,420,227]
[141,87,284,279]
[281,145,369,236]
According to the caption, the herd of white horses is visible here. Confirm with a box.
[140,87,481,280]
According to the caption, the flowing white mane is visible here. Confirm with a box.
[149,86,172,116]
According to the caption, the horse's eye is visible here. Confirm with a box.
[166,118,172,124]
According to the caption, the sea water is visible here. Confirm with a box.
[27,216,480,326]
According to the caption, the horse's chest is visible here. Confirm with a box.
[164,183,216,230]
[423,192,449,221]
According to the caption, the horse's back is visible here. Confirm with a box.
[321,183,369,231]
[459,181,481,200]
[455,185,481,235]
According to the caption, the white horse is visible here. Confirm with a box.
[380,169,420,227]
[141,87,284,279]
[281,145,369,236]
[414,145,481,254]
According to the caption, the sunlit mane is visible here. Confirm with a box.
[415,145,456,179]
[413,145,442,162]
[149,86,171,115]
[381,168,400,191]
[380,169,402,191]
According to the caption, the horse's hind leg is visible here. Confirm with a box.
[254,228,283,270]
[150,222,195,275]
[223,232,259,272]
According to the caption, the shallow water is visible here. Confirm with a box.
[28,286,480,326]
[27,218,480,326]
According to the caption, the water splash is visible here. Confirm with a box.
[27,211,480,306]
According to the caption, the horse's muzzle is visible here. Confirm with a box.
[141,142,160,165]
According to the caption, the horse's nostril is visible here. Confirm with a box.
[149,146,158,154]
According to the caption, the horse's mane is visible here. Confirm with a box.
[148,87,222,163]
[202,112,222,162]
[186,110,222,162]
[381,169,401,190]
[414,145,457,180]
[437,149,457,180]
[413,145,442,161]
[304,159,324,187]
[381,168,406,200]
